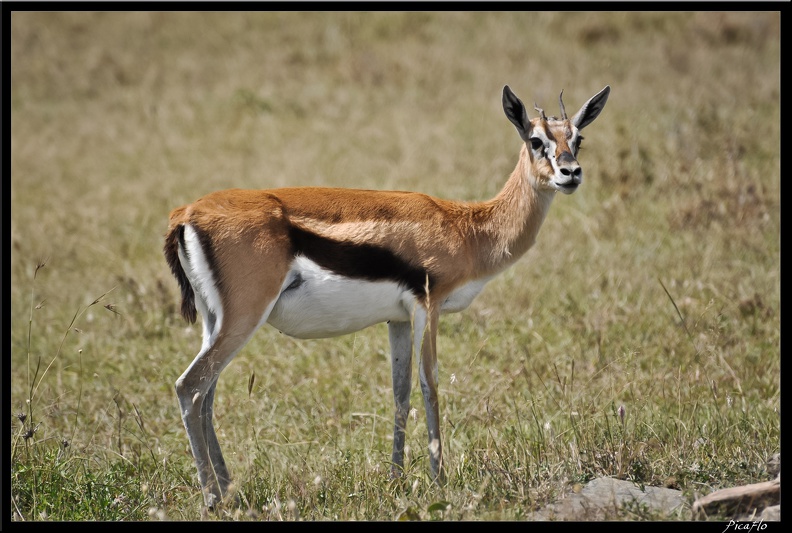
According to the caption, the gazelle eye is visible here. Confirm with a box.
[529,138,544,151]
[574,136,584,152]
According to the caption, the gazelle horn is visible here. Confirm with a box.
[559,90,567,120]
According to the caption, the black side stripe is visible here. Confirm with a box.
[288,224,435,299]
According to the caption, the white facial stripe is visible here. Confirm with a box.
[536,129,561,171]
[532,127,552,147]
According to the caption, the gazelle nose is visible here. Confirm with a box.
[560,166,582,178]
[557,151,581,179]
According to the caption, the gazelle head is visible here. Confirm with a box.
[502,85,610,194]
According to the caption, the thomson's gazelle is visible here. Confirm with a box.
[165,84,610,508]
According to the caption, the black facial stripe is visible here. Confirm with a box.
[288,224,434,299]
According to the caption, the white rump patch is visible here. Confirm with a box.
[179,224,224,344]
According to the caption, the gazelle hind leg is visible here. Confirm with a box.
[176,225,293,508]
[202,381,234,497]
[388,320,413,477]
[193,300,233,496]
[176,328,254,508]
[176,294,278,508]
[176,353,220,507]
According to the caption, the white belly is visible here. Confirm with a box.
[267,256,414,339]
[266,257,492,339]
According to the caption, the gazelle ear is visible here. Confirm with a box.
[571,85,610,130]
[502,85,532,141]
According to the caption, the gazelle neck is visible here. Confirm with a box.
[476,144,556,275]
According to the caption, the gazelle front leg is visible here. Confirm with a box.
[388,320,413,478]
[415,304,445,484]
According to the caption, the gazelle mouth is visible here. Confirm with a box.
[557,182,579,193]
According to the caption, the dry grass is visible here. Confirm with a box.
[10,11,779,521]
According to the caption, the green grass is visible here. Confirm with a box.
[10,11,780,521]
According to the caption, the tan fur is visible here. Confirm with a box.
[166,144,553,306]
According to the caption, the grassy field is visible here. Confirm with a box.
[9,11,780,521]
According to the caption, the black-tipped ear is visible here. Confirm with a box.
[502,85,531,141]
[571,85,610,130]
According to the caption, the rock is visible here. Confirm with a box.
[760,505,780,521]
[691,453,781,521]
[531,454,780,521]
[692,477,780,520]
[766,453,780,479]
[531,477,686,520]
